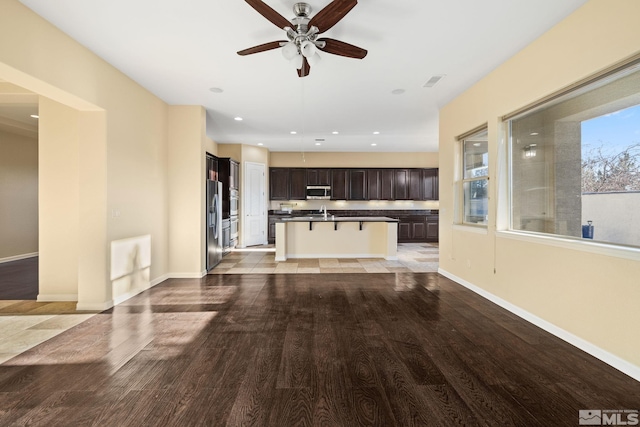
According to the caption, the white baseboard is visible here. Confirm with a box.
[168,271,207,279]
[76,301,114,311]
[150,273,170,287]
[0,252,38,264]
[37,293,77,302]
[438,268,640,382]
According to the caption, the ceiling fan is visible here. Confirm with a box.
[237,0,368,77]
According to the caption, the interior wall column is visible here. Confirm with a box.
[38,97,110,309]
[167,105,207,276]
[37,97,80,301]
[76,110,109,310]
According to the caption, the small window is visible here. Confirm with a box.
[460,128,489,225]
[507,59,640,248]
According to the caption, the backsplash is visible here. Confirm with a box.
[269,199,439,212]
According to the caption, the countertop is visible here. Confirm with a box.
[269,209,438,216]
[278,216,399,223]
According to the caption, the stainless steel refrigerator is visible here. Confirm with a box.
[207,180,223,270]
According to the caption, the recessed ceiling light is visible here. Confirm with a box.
[209,87,223,93]
[30,114,39,119]
[371,143,377,146]
[391,89,405,95]
[315,142,321,146]
[530,132,539,136]
[234,117,243,121]
[373,131,380,135]
[258,143,264,146]
[290,131,297,134]
[332,131,339,135]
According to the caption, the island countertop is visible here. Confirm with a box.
[278,216,399,223]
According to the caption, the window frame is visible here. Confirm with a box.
[458,126,489,227]
[504,54,640,250]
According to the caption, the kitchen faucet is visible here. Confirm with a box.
[319,204,328,220]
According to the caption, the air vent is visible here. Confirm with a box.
[423,75,445,88]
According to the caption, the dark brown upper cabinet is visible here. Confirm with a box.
[394,169,409,200]
[289,168,307,200]
[380,169,394,200]
[331,169,349,200]
[422,168,439,200]
[408,169,423,200]
[269,168,290,200]
[367,169,381,200]
[349,169,367,200]
[269,167,438,201]
[306,169,331,186]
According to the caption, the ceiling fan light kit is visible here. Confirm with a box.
[238,0,367,77]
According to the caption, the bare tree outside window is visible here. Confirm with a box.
[582,142,640,193]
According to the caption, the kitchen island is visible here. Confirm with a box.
[274,216,399,261]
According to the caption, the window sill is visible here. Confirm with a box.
[496,230,640,261]
[452,224,489,235]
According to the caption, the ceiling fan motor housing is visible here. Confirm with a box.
[293,3,312,17]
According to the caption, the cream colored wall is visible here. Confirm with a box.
[167,106,210,276]
[0,129,38,260]
[217,143,242,160]
[439,0,640,371]
[38,98,80,300]
[270,151,438,168]
[1,0,172,308]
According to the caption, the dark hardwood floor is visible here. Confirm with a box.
[0,273,638,426]
[0,257,38,300]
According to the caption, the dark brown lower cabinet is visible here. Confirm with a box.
[397,216,427,242]
[397,215,438,243]
[426,215,439,241]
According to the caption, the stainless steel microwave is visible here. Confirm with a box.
[306,185,331,200]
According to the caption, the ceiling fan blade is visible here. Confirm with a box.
[244,0,291,29]
[308,0,358,33]
[297,57,311,78]
[237,41,286,56]
[317,38,367,59]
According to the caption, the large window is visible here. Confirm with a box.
[460,128,488,225]
[507,60,640,248]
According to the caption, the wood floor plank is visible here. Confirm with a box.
[0,272,638,426]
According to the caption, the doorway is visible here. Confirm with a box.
[0,84,39,300]
[243,162,266,247]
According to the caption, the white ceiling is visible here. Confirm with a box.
[16,0,589,152]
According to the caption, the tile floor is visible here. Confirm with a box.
[0,301,97,364]
[210,242,439,274]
